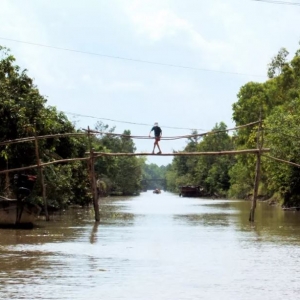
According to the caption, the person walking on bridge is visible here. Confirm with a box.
[149,122,162,154]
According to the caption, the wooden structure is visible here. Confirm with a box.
[2,119,290,224]
[0,197,41,227]
[0,174,41,227]
[179,185,202,197]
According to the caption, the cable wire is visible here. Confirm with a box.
[84,120,260,140]
[0,37,265,78]
[250,0,300,5]
[63,111,208,131]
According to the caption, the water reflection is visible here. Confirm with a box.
[173,213,232,227]
[89,222,99,244]
[1,192,300,300]
[173,200,237,227]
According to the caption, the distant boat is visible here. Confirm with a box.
[153,188,161,194]
[0,174,40,227]
[179,185,202,197]
[0,197,41,226]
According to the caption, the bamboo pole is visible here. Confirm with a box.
[249,118,263,222]
[83,120,261,140]
[40,157,90,166]
[0,157,90,174]
[0,164,39,174]
[249,153,261,222]
[263,155,300,168]
[87,127,100,222]
[0,149,271,175]
[0,132,87,146]
[5,161,10,197]
[91,149,270,157]
[0,120,261,147]
[34,129,49,221]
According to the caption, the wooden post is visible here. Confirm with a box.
[87,126,100,222]
[5,161,10,197]
[249,153,261,222]
[249,116,263,222]
[40,159,49,221]
[34,128,49,221]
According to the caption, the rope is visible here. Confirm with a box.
[0,120,260,147]
[85,120,261,141]
[263,154,300,168]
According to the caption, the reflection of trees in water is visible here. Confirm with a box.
[90,222,99,244]
[99,199,135,226]
[96,201,135,224]
[201,202,232,210]
[228,201,300,244]
[173,213,231,227]
[0,249,57,275]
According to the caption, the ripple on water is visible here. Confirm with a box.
[1,193,300,300]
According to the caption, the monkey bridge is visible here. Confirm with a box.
[0,120,297,223]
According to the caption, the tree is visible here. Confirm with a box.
[267,48,289,79]
[195,122,235,196]
[230,44,300,204]
[166,123,234,197]
[92,122,143,195]
[142,163,168,190]
[0,46,91,208]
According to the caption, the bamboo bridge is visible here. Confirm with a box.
[0,120,298,223]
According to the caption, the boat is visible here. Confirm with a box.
[0,197,41,226]
[179,185,202,197]
[0,174,41,227]
[153,188,161,194]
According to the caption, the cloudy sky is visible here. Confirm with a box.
[1,0,300,165]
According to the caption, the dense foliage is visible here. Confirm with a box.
[93,122,144,196]
[2,43,300,208]
[166,44,300,206]
[0,46,145,209]
[166,123,235,197]
[141,163,168,191]
[230,46,300,206]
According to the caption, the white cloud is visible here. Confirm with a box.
[128,8,190,41]
[1,0,300,165]
[122,0,300,76]
[123,1,248,73]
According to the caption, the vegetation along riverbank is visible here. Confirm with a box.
[1,44,300,219]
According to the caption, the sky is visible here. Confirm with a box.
[1,0,300,166]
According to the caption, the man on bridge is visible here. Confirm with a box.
[149,122,162,154]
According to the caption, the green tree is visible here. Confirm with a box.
[92,122,143,195]
[0,46,91,208]
[142,163,168,190]
[230,44,300,204]
[195,122,234,196]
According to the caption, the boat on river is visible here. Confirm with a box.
[0,197,41,226]
[179,185,202,197]
[153,188,161,194]
[0,174,41,227]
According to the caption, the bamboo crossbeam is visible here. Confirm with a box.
[92,149,270,157]
[263,155,300,168]
[0,149,270,175]
[0,133,87,147]
[41,157,90,167]
[0,157,90,174]
[0,164,38,174]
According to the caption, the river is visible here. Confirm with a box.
[1,191,300,300]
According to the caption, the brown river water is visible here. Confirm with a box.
[1,191,300,300]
